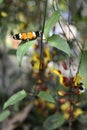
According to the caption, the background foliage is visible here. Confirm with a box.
[0,0,87,130]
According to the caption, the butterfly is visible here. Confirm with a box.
[13,31,41,41]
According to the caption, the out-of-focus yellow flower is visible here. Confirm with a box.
[30,46,51,72]
[44,47,51,65]
[33,61,40,70]
[58,90,66,96]
[61,102,70,111]
[34,99,40,106]
[74,74,83,86]
[64,112,69,119]
[60,102,70,119]
[52,69,64,85]
[38,79,43,84]
[31,52,39,62]
[30,52,40,71]
[74,108,83,118]
[61,101,83,119]
[18,12,26,22]
[58,91,64,96]
[46,102,56,109]
[1,11,7,17]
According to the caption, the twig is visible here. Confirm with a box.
[39,0,47,72]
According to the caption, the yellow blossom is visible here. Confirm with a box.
[44,47,51,65]
[1,11,7,17]
[52,69,64,85]
[33,61,40,70]
[64,112,69,119]
[34,99,40,106]
[38,79,43,83]
[61,102,70,111]
[74,108,83,118]
[74,74,83,86]
[60,102,70,119]
[30,52,40,70]
[46,102,56,109]
[58,90,66,96]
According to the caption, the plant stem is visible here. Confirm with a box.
[39,0,47,72]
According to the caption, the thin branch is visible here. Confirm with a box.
[39,0,47,72]
[52,1,80,57]
[54,0,82,52]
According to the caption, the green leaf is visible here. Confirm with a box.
[38,91,55,103]
[3,90,27,109]
[44,11,60,38]
[0,110,10,122]
[79,50,87,88]
[43,113,65,130]
[17,40,35,66]
[0,0,3,3]
[48,34,71,56]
